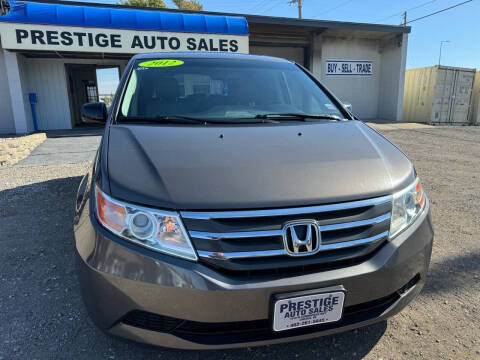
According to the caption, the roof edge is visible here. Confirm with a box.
[16,0,411,34]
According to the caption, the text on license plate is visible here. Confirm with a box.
[273,291,345,332]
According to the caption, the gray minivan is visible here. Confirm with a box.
[74,52,433,349]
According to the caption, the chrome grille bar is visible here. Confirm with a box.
[197,249,286,261]
[197,231,389,260]
[320,231,389,250]
[189,213,391,240]
[181,195,392,220]
[190,229,283,240]
[320,213,391,231]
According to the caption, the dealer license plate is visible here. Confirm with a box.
[273,291,345,332]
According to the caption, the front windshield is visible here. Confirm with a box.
[119,58,344,121]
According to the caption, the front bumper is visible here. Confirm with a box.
[75,199,433,350]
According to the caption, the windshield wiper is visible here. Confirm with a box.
[254,113,343,121]
[117,115,210,125]
[117,115,279,125]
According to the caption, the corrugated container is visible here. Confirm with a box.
[403,65,476,124]
[470,71,480,125]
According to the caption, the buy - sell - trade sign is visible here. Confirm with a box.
[326,60,373,76]
[0,23,249,54]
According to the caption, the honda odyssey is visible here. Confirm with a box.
[74,52,434,349]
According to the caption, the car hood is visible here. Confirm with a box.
[106,120,414,210]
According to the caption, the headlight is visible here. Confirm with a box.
[94,184,197,261]
[390,177,426,239]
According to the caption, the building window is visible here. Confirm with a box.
[85,82,99,103]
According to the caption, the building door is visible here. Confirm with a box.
[66,64,99,127]
[250,45,308,67]
[432,68,475,124]
[450,70,475,124]
[65,64,121,127]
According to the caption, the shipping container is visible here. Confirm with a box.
[402,65,476,124]
[470,71,480,125]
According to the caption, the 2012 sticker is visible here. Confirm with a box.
[138,59,184,68]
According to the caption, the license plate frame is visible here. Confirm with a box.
[271,286,346,332]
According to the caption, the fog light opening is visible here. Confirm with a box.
[397,274,421,296]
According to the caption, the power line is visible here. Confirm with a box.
[260,0,287,15]
[374,0,439,23]
[247,0,272,13]
[312,0,354,18]
[406,0,474,23]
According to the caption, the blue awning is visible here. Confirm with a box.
[0,1,249,35]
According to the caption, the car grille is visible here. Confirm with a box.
[119,275,421,345]
[181,195,392,274]
[119,282,415,345]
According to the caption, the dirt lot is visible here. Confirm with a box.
[0,125,479,359]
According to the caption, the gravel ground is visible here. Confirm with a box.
[0,125,479,359]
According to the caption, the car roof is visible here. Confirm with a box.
[131,52,293,63]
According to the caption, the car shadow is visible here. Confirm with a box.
[421,251,480,296]
[9,175,464,359]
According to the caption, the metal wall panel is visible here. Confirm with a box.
[432,67,455,123]
[0,49,15,134]
[402,66,436,123]
[403,65,475,124]
[19,57,128,130]
[450,70,475,124]
[20,58,72,130]
[471,71,480,125]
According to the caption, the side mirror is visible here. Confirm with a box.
[81,102,107,124]
[342,102,353,112]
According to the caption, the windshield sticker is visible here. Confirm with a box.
[138,59,184,68]
[325,104,336,110]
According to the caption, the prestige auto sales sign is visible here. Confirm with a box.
[0,23,249,54]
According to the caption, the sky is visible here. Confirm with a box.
[96,68,120,95]
[76,0,480,92]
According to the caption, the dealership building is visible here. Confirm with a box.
[0,0,411,134]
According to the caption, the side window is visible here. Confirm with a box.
[283,70,341,115]
[284,73,322,113]
[121,70,137,116]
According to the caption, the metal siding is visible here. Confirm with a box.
[403,67,436,124]
[401,68,412,122]
[0,49,15,134]
[17,55,35,132]
[19,58,129,130]
[403,66,475,124]
[471,71,480,124]
[450,70,475,124]
[431,67,454,123]
[22,59,72,130]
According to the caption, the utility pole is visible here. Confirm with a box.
[438,40,451,65]
[289,0,302,19]
[402,11,407,26]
